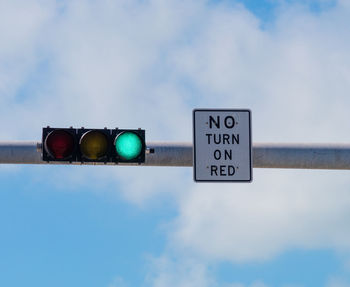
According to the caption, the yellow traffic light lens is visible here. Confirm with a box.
[80,131,109,160]
[115,132,143,160]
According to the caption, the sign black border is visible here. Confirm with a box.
[193,109,252,183]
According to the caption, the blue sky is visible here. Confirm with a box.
[1,0,350,286]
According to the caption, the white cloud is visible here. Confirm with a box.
[170,0,350,143]
[0,0,55,139]
[171,169,350,262]
[1,0,196,141]
[145,255,271,287]
[145,256,217,287]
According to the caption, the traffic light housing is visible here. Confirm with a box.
[42,127,146,164]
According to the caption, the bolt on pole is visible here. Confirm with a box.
[0,141,350,169]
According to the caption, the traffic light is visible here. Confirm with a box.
[42,127,146,164]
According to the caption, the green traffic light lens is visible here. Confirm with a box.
[115,132,143,160]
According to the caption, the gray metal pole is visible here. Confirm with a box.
[0,141,350,169]
[253,143,350,170]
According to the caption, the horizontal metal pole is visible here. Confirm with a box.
[0,141,350,169]
[253,143,350,170]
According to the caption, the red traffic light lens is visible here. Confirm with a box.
[45,130,75,160]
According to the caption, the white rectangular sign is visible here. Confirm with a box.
[193,109,252,182]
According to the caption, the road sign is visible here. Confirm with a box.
[193,109,252,182]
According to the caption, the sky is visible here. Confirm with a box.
[1,0,350,286]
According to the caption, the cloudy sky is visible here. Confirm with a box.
[1,0,350,286]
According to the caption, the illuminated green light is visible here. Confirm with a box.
[115,132,142,160]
